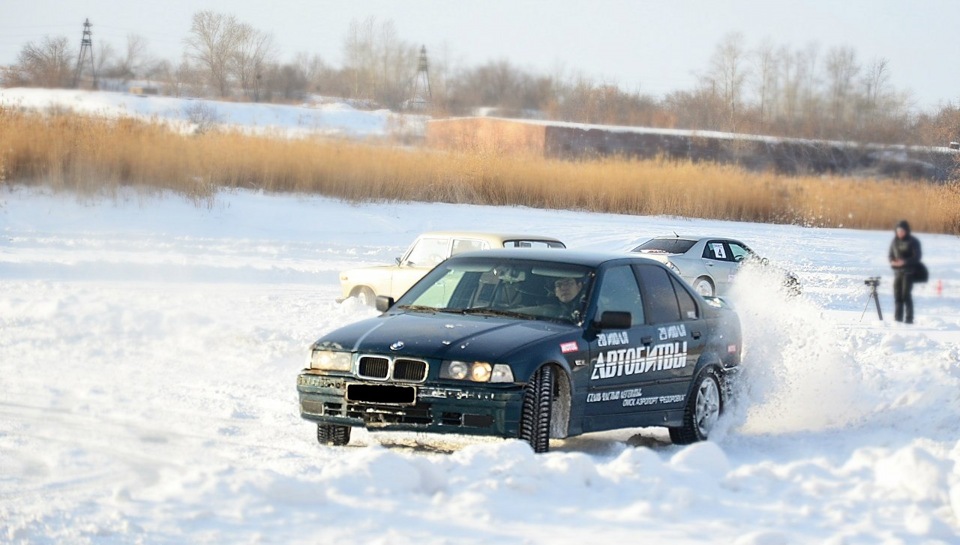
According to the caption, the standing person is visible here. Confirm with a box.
[888,219,922,324]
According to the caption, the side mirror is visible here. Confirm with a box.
[595,311,631,330]
[375,296,395,312]
[395,257,402,265]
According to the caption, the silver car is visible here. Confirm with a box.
[631,236,800,297]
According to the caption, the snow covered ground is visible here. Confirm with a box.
[0,88,422,139]
[2,185,959,544]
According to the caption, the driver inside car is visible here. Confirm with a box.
[552,276,585,320]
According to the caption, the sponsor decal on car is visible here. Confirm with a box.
[586,387,685,407]
[560,341,579,353]
[658,324,687,341]
[590,341,689,381]
[596,331,630,347]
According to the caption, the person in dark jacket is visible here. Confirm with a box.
[888,219,922,324]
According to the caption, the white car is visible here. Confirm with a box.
[338,231,566,304]
[631,235,800,297]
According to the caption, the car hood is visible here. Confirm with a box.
[315,311,575,361]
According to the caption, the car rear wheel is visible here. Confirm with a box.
[692,277,715,297]
[317,423,352,446]
[669,369,721,445]
[519,366,554,453]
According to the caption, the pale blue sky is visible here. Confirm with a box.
[2,0,957,111]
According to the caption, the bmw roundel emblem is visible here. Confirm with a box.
[389,341,405,351]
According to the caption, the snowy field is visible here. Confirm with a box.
[2,185,959,544]
[0,87,422,139]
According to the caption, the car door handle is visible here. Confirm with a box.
[641,336,653,345]
[691,331,702,340]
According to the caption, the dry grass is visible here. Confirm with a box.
[2,107,958,234]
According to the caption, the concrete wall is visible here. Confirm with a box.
[426,118,959,182]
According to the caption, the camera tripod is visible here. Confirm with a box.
[860,277,883,321]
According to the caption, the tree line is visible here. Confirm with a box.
[3,12,959,148]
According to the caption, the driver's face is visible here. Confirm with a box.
[554,278,582,303]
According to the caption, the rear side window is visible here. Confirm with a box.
[452,239,489,255]
[634,264,681,324]
[703,241,730,261]
[502,239,565,249]
[595,265,645,326]
[671,277,699,320]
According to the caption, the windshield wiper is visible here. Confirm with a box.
[460,307,533,319]
[395,305,440,313]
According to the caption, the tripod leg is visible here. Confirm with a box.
[872,288,883,320]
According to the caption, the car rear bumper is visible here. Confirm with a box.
[297,372,526,437]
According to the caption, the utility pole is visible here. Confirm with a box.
[406,45,432,111]
[73,18,98,89]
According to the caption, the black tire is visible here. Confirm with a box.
[669,368,722,445]
[317,423,352,446]
[519,366,554,453]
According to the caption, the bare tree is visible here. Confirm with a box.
[777,42,822,137]
[341,16,418,108]
[16,36,74,88]
[185,11,243,97]
[342,16,377,100]
[704,32,750,131]
[861,58,889,111]
[95,42,115,82]
[263,62,308,101]
[108,34,154,81]
[751,39,779,132]
[824,46,860,132]
[231,24,276,101]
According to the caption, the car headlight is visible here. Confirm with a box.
[310,350,353,372]
[441,361,514,383]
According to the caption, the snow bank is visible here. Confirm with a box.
[2,185,959,544]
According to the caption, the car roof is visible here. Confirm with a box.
[417,231,564,243]
[449,248,664,267]
[646,235,742,243]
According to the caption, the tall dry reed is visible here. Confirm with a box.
[2,107,958,233]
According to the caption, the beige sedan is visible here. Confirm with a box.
[338,231,565,304]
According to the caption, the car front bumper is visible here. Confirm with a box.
[297,371,527,437]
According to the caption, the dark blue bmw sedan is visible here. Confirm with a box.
[298,249,742,453]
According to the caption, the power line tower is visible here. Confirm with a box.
[406,45,432,111]
[73,18,98,89]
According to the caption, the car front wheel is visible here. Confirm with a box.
[519,366,554,453]
[669,369,721,444]
[354,286,376,307]
[317,423,352,446]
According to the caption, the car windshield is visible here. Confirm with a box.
[393,257,594,324]
[634,238,697,254]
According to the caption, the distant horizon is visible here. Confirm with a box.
[2,0,959,112]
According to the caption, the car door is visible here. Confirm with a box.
[584,264,659,422]
[701,239,738,293]
[630,263,705,408]
[392,236,451,297]
[726,240,753,285]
